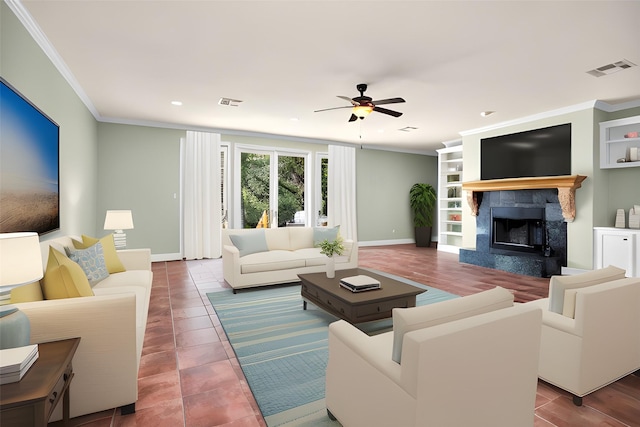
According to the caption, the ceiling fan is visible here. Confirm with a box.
[314,83,405,122]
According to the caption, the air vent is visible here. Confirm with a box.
[587,59,636,77]
[398,126,418,132]
[218,98,243,106]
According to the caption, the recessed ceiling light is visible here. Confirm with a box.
[480,111,494,117]
[171,101,182,106]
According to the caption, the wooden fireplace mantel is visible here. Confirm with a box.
[461,175,587,222]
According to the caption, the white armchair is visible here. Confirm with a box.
[526,272,640,405]
[325,287,543,427]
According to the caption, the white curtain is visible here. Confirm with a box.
[182,131,222,259]
[328,145,357,242]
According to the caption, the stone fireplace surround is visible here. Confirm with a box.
[458,176,586,278]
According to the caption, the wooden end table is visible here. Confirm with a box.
[299,268,425,324]
[0,337,81,427]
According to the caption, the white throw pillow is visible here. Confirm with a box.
[548,265,626,315]
[391,286,513,364]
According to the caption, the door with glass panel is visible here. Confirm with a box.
[237,148,307,228]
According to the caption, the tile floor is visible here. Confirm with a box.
[51,245,640,426]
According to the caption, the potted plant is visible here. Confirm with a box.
[409,183,437,247]
[317,237,344,278]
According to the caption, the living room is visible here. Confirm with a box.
[2,1,640,426]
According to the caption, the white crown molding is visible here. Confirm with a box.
[459,100,599,137]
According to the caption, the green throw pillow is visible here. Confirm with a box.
[313,225,340,246]
[66,242,110,286]
[229,230,269,257]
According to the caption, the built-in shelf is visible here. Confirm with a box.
[461,175,587,222]
[600,115,640,169]
[437,144,463,254]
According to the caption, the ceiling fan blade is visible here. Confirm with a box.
[373,106,403,117]
[338,95,359,106]
[314,105,352,113]
[371,97,405,106]
[348,114,358,122]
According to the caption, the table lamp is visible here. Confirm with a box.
[0,232,43,349]
[104,210,134,249]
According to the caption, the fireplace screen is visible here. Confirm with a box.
[491,207,545,254]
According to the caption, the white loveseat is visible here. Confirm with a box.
[11,235,153,420]
[326,287,543,427]
[222,227,357,291]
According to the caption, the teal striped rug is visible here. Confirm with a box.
[207,269,458,426]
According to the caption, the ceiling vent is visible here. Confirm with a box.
[587,59,636,77]
[218,98,243,106]
[398,126,418,132]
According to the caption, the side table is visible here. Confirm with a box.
[0,337,81,427]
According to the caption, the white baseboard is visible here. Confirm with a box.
[151,253,183,262]
[358,238,416,247]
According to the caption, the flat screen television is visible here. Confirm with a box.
[481,123,571,180]
[0,77,60,235]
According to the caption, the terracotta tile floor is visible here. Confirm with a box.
[52,245,640,426]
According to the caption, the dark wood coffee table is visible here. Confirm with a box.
[298,268,425,324]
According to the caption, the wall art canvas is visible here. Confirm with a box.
[0,77,60,235]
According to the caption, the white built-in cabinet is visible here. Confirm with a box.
[593,227,640,277]
[436,143,463,254]
[599,114,640,169]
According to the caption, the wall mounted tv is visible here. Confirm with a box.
[481,123,571,180]
[0,77,60,235]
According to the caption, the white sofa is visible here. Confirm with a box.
[325,287,543,427]
[11,235,153,420]
[222,227,358,291]
[525,266,640,405]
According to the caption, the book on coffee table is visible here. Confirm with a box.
[339,275,381,292]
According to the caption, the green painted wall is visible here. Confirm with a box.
[2,3,98,238]
[97,123,183,254]
[356,149,437,243]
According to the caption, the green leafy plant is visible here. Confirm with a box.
[409,183,437,227]
[317,237,344,257]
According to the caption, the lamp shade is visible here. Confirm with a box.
[104,210,134,230]
[0,232,43,290]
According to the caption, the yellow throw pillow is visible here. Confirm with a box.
[74,234,126,274]
[10,281,44,303]
[42,247,94,300]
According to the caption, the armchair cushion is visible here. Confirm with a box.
[548,265,625,315]
[391,286,513,363]
[229,230,268,256]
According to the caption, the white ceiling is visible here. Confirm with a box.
[14,0,640,154]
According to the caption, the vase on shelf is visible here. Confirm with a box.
[326,256,335,278]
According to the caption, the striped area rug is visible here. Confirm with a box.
[207,269,458,426]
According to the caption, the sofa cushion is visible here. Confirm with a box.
[66,242,110,286]
[239,250,306,274]
[313,226,340,246]
[289,227,314,250]
[74,235,126,274]
[229,230,269,257]
[548,265,626,315]
[391,286,513,363]
[265,228,291,251]
[42,247,94,300]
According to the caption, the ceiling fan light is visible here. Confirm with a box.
[353,105,373,118]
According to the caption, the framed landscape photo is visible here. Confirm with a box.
[0,77,60,235]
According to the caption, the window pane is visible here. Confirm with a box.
[240,152,270,228]
[277,155,305,227]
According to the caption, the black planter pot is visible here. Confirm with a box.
[414,226,432,247]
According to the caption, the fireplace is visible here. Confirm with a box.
[491,207,546,255]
